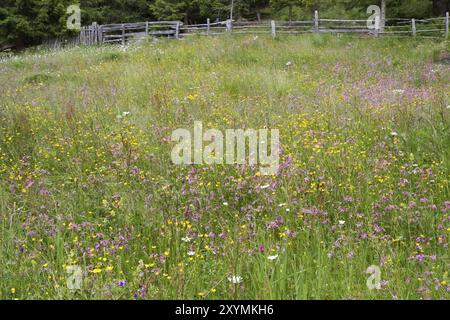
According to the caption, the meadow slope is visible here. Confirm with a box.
[0,34,449,299]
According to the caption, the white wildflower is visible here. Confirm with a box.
[268,255,279,260]
[117,111,131,120]
[227,275,243,284]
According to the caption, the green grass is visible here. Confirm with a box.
[0,34,449,300]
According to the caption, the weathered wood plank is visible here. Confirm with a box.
[314,11,319,32]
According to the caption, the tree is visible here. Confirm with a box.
[197,0,230,21]
[0,0,72,49]
[248,0,270,21]
[334,0,433,19]
[80,0,154,24]
[149,0,205,24]
[150,0,187,21]
[433,0,449,15]
[270,0,304,22]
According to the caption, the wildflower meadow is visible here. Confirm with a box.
[0,34,449,300]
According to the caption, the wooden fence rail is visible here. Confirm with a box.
[46,11,450,49]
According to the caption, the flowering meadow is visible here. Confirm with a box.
[0,35,449,300]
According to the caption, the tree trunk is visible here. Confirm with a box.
[380,0,386,33]
[230,0,234,20]
[184,8,189,24]
[256,9,261,23]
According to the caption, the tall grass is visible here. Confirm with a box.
[0,34,449,299]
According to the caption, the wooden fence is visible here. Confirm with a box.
[49,11,450,48]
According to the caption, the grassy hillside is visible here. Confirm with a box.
[0,34,449,299]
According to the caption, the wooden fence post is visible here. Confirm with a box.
[98,25,103,44]
[375,15,380,36]
[314,10,319,33]
[446,12,449,39]
[121,24,125,45]
[207,18,210,36]
[411,18,416,37]
[92,22,98,44]
[175,21,180,39]
[226,19,232,32]
[145,22,149,37]
[271,20,276,38]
